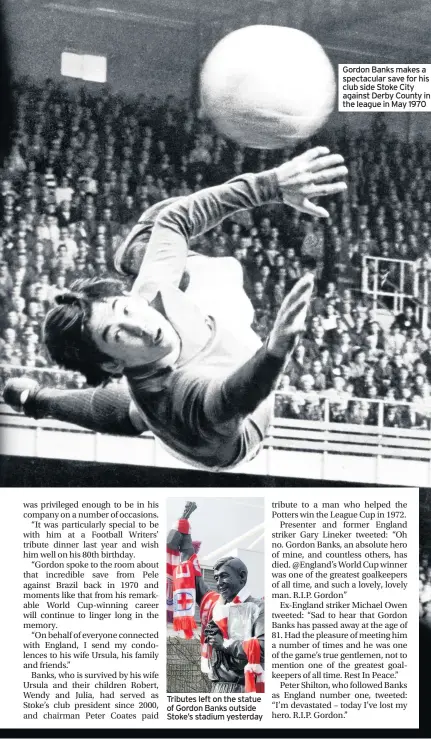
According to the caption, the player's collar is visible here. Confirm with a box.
[151,287,213,368]
[124,287,213,384]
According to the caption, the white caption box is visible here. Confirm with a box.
[338,64,431,111]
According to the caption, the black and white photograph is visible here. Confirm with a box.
[0,1,430,489]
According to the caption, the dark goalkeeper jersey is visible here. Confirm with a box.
[125,286,281,469]
[125,170,283,470]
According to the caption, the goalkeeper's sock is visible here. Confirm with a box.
[26,382,141,436]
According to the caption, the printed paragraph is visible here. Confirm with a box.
[269,489,418,729]
[20,498,161,723]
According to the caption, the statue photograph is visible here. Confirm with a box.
[166,498,264,693]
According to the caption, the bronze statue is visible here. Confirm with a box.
[167,502,264,693]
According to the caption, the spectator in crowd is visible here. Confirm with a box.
[392,304,420,332]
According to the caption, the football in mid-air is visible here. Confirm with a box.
[200,25,336,149]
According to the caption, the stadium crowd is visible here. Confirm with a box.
[0,78,430,429]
